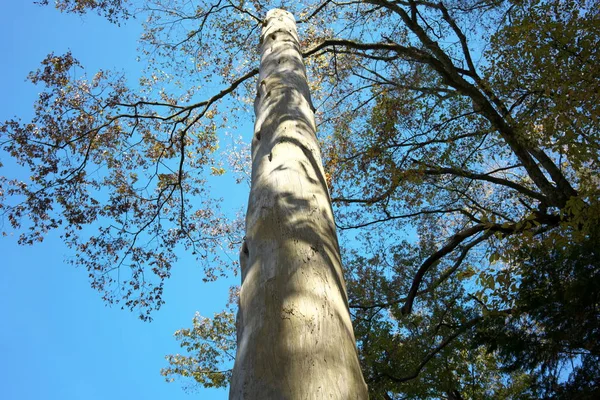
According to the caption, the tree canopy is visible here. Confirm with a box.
[2,0,599,398]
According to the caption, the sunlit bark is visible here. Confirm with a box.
[230,9,369,399]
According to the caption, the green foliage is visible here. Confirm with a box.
[343,234,534,399]
[485,0,600,173]
[162,310,236,389]
[476,222,600,397]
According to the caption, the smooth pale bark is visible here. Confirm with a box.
[230,9,369,400]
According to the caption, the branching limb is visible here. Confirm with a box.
[383,315,483,383]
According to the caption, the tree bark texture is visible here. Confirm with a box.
[230,9,369,400]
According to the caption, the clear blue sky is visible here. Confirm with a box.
[0,2,239,399]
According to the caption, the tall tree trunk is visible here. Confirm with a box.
[230,9,369,400]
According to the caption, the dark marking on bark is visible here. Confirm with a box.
[242,240,249,256]
[268,152,273,162]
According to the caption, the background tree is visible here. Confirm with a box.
[2,0,598,398]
